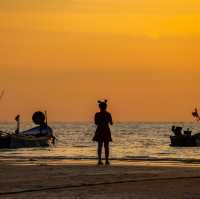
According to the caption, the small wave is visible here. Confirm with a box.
[2,154,200,164]
[119,156,200,164]
[73,145,90,148]
[157,152,173,155]
[125,155,151,159]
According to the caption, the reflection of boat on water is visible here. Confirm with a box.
[170,126,200,147]
[0,111,55,149]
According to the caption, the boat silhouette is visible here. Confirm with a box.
[0,111,55,149]
[170,126,200,147]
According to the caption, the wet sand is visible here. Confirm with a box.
[1,158,200,199]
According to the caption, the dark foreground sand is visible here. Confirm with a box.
[1,157,200,199]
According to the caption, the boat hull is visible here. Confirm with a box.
[0,124,54,149]
[0,134,54,149]
[170,135,196,147]
[0,135,11,148]
[10,135,52,148]
[170,133,200,147]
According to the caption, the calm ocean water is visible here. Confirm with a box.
[1,122,200,162]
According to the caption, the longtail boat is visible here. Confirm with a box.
[0,111,55,149]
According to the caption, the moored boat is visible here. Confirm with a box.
[170,126,200,147]
[0,111,55,149]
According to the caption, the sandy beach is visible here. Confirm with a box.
[0,157,200,199]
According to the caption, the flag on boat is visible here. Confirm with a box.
[192,108,200,121]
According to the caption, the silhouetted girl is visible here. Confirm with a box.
[93,100,113,165]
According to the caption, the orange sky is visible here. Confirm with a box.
[0,0,200,122]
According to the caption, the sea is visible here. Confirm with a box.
[1,122,200,163]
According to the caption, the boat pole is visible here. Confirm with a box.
[45,111,48,126]
[15,115,20,134]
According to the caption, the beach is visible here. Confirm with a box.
[1,122,200,198]
[1,157,200,199]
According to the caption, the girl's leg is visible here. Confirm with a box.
[98,141,103,164]
[104,142,110,164]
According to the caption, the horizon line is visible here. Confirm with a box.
[0,120,196,124]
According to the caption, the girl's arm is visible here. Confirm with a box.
[109,113,113,125]
[94,113,99,125]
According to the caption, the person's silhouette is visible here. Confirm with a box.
[93,100,113,165]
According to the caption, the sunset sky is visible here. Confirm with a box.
[0,0,200,122]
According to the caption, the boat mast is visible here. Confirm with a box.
[45,111,48,126]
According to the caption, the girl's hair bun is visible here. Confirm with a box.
[97,100,107,104]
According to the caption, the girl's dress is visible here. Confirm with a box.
[93,111,112,142]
